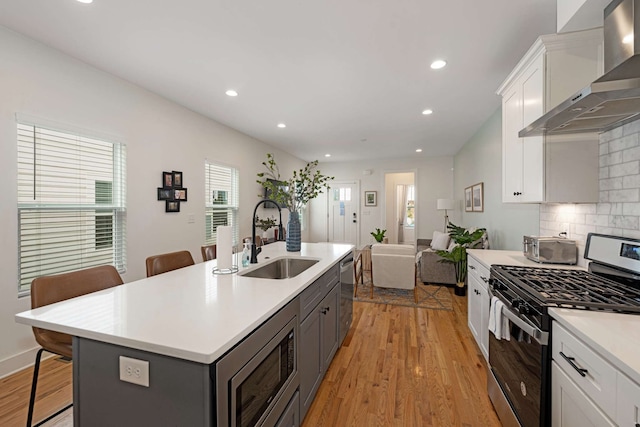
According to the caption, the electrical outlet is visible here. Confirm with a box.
[560,223,570,237]
[187,213,195,224]
[119,356,149,387]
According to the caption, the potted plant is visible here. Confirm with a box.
[257,153,334,251]
[371,228,386,243]
[435,222,486,296]
[255,215,277,239]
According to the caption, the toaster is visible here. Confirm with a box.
[523,236,578,265]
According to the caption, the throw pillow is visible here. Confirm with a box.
[430,231,450,251]
[447,241,457,252]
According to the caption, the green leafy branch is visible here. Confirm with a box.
[257,153,334,213]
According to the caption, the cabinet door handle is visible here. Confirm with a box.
[321,306,330,315]
[480,276,488,283]
[469,265,475,270]
[559,352,588,377]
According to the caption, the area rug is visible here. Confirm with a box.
[354,273,453,311]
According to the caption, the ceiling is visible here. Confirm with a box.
[0,0,557,162]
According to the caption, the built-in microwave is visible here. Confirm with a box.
[215,301,299,427]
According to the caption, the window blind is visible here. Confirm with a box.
[17,123,127,295]
[205,161,239,246]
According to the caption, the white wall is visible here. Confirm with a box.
[0,26,306,376]
[309,156,455,247]
[454,108,540,250]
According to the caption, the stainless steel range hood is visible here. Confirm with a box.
[520,0,640,137]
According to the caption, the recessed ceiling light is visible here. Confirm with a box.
[422,109,433,115]
[430,59,447,70]
[225,90,238,97]
[277,123,286,128]
[325,154,331,157]
[416,149,423,153]
[77,0,93,3]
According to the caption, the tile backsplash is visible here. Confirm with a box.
[540,120,640,267]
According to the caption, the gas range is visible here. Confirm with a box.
[487,233,640,427]
[491,264,640,320]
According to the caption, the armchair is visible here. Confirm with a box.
[371,243,417,302]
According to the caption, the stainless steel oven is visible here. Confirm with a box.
[215,301,299,427]
[487,289,550,427]
[488,237,640,427]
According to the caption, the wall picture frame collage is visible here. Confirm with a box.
[158,171,188,212]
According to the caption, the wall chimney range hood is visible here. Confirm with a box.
[520,0,640,137]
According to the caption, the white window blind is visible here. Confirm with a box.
[17,122,127,295]
[205,161,239,246]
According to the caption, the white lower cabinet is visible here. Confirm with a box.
[552,362,616,427]
[617,373,640,427]
[552,321,640,426]
[467,254,489,360]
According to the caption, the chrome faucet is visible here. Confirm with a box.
[251,199,285,264]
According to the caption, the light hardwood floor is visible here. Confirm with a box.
[0,289,500,427]
[302,289,501,426]
[0,355,72,427]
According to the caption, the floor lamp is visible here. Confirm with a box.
[437,199,456,232]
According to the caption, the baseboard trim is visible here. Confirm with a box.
[0,347,53,379]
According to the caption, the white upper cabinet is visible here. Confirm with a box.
[497,28,604,204]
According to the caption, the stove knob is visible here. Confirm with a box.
[512,299,521,310]
[519,304,530,315]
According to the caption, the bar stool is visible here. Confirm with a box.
[200,244,217,262]
[145,250,195,277]
[27,265,123,427]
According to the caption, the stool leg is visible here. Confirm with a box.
[26,348,45,427]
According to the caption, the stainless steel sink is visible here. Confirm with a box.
[239,257,319,279]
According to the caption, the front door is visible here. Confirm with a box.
[328,182,358,246]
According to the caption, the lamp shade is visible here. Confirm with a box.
[437,199,456,211]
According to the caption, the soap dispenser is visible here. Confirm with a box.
[242,239,251,267]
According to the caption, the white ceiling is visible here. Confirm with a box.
[0,0,556,162]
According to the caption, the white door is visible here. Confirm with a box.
[328,182,359,246]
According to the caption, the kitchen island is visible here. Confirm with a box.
[15,242,353,426]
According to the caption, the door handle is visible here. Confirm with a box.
[500,305,548,345]
[559,352,588,377]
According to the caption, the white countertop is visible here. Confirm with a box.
[466,249,585,271]
[15,242,353,364]
[550,308,640,385]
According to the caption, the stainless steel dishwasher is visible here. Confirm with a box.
[338,253,354,344]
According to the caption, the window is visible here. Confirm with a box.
[95,181,113,249]
[17,121,127,295]
[405,185,415,226]
[205,161,239,245]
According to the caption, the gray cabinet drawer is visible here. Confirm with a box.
[299,265,339,321]
[299,280,322,321]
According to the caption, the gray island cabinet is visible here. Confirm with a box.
[15,242,354,427]
[298,263,340,419]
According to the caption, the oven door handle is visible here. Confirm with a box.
[501,305,549,346]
